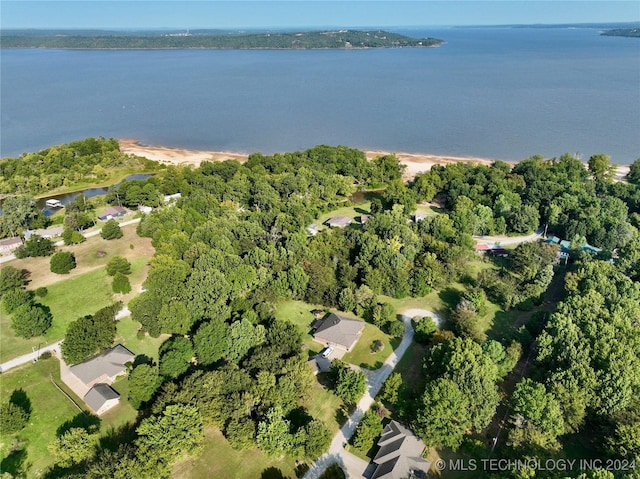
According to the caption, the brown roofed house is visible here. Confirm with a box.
[313,312,364,351]
[370,420,431,479]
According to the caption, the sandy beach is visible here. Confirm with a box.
[119,139,630,182]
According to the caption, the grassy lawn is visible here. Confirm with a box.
[303,379,344,434]
[0,358,80,476]
[172,427,299,479]
[394,341,429,397]
[316,202,371,230]
[1,226,154,363]
[0,268,112,362]
[275,300,327,357]
[342,323,395,370]
[18,222,153,291]
[379,292,448,320]
[114,317,168,361]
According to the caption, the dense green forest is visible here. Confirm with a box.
[2,141,640,478]
[0,137,159,197]
[0,30,444,49]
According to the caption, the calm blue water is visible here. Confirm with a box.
[2,27,639,163]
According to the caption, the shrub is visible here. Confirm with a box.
[50,251,77,274]
[35,286,48,297]
[370,339,384,353]
[386,319,405,338]
[112,273,131,294]
[106,256,132,276]
[62,227,86,245]
[413,315,438,344]
[0,402,29,434]
[100,220,123,240]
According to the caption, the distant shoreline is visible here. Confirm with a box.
[119,139,630,182]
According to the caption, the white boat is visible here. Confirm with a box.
[45,199,64,208]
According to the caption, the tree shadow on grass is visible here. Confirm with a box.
[1,446,30,477]
[98,423,138,452]
[261,467,290,479]
[56,412,100,436]
[9,389,32,416]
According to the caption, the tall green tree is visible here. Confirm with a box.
[50,251,76,274]
[100,219,123,240]
[414,378,471,450]
[61,304,119,364]
[11,302,52,339]
[0,266,28,296]
[136,404,204,464]
[48,427,97,467]
[128,363,161,409]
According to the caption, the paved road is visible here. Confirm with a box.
[0,340,63,373]
[302,314,415,479]
[0,218,142,264]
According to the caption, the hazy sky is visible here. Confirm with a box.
[2,1,639,29]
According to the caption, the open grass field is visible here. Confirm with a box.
[0,358,80,476]
[172,427,298,479]
[1,225,154,363]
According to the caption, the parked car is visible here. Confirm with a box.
[321,346,334,358]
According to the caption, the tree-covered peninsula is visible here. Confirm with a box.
[601,27,640,38]
[0,29,444,49]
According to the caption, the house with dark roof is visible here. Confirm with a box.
[370,420,431,479]
[313,312,364,352]
[83,383,121,415]
[325,216,352,228]
[97,206,127,221]
[60,345,135,415]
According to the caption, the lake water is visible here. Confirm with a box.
[1,27,639,163]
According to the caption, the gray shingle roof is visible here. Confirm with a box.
[83,383,119,413]
[325,216,352,228]
[371,421,430,479]
[313,313,364,350]
[69,345,135,384]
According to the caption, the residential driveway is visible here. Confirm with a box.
[473,227,543,246]
[0,340,63,373]
[302,315,416,479]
